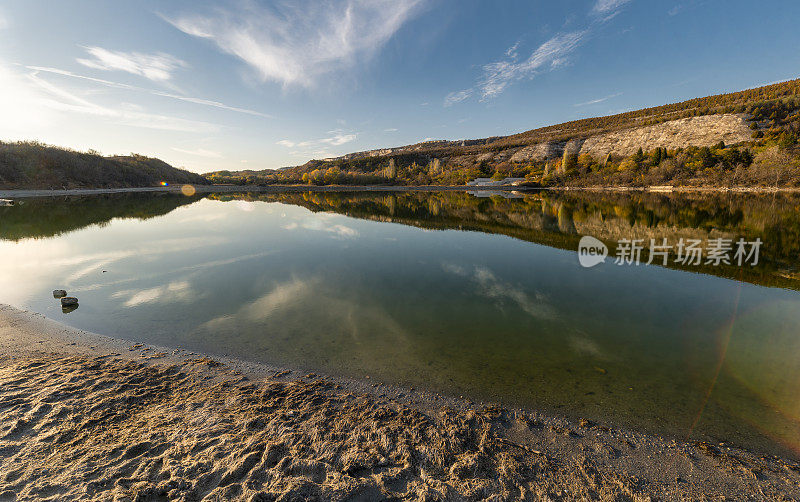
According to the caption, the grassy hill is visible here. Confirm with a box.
[0,141,209,189]
[205,78,800,188]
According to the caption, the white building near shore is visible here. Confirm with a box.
[465,177,526,187]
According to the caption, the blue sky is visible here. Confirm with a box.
[0,0,798,173]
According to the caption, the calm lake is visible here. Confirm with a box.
[3,190,800,457]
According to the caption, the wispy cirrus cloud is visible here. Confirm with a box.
[574,91,622,107]
[479,30,587,100]
[321,131,357,146]
[12,66,219,133]
[591,0,633,16]
[444,89,472,107]
[446,0,633,104]
[27,66,271,118]
[77,46,188,82]
[164,0,424,89]
[171,147,223,158]
[276,129,357,153]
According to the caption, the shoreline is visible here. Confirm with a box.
[3,183,800,199]
[0,185,532,199]
[1,304,799,500]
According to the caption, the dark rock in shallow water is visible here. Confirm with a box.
[53,290,67,298]
[61,304,79,314]
[60,297,78,307]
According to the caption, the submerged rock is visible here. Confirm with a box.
[61,304,79,314]
[60,297,78,307]
[53,290,67,298]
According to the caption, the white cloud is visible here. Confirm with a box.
[14,67,219,133]
[441,263,556,320]
[289,215,359,238]
[77,46,188,82]
[164,0,424,88]
[276,130,357,153]
[574,91,622,107]
[479,31,587,99]
[384,128,398,132]
[444,89,472,107]
[592,0,632,15]
[321,132,357,146]
[328,224,359,238]
[446,0,633,103]
[0,11,7,30]
[171,147,223,158]
[151,92,271,118]
[115,280,193,307]
[505,41,520,58]
[668,4,684,16]
[200,277,317,330]
[28,66,271,118]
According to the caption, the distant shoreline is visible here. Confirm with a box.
[0,303,798,499]
[3,183,800,199]
[0,184,530,199]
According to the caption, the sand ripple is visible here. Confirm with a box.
[0,355,798,501]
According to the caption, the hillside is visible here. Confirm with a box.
[0,141,209,189]
[205,78,800,188]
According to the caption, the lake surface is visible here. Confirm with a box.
[2,190,800,457]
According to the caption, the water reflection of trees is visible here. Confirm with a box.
[6,190,799,288]
[0,193,203,241]
[211,190,800,289]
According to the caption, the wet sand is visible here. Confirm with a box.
[0,304,798,501]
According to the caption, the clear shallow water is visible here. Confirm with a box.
[2,191,800,457]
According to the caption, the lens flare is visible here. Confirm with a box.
[181,184,196,196]
[718,300,800,455]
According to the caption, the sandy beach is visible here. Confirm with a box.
[0,304,798,501]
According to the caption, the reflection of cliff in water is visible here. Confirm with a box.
[0,193,203,241]
[212,190,800,289]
